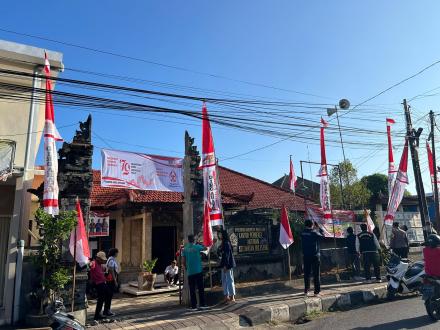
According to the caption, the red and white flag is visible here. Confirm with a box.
[69,199,90,267]
[426,141,440,198]
[279,206,294,249]
[43,53,63,216]
[318,118,332,221]
[202,103,223,227]
[203,201,213,248]
[289,156,297,192]
[386,118,397,202]
[385,139,409,224]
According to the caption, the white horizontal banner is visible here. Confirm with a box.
[101,149,183,192]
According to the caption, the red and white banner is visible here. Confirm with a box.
[43,53,63,216]
[426,141,440,198]
[69,200,90,267]
[202,103,224,227]
[385,139,409,224]
[386,118,397,202]
[279,206,294,249]
[88,211,110,237]
[203,201,213,248]
[289,156,297,193]
[318,118,332,221]
[307,205,356,238]
[101,149,183,192]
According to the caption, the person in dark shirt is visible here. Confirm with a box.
[219,229,237,303]
[301,219,324,296]
[356,224,381,283]
[346,227,361,280]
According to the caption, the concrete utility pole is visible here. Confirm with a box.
[429,110,440,232]
[403,99,430,241]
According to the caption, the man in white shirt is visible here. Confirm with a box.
[164,260,179,287]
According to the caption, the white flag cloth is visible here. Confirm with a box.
[318,118,332,221]
[279,206,294,249]
[385,139,409,224]
[43,53,63,216]
[386,118,397,203]
[69,200,90,267]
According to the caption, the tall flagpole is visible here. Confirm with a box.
[71,197,78,312]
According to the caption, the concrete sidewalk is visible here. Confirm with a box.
[87,280,389,329]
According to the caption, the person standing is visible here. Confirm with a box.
[219,229,236,303]
[164,260,179,287]
[356,224,381,283]
[346,227,361,280]
[182,234,208,310]
[106,248,120,293]
[90,251,114,320]
[390,222,409,258]
[301,220,324,297]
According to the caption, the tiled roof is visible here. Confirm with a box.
[218,167,305,211]
[91,167,305,211]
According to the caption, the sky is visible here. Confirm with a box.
[2,1,440,194]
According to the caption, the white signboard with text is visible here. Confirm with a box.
[101,149,183,192]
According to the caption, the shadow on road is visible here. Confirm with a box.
[352,315,436,330]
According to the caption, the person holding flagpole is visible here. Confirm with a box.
[219,229,236,303]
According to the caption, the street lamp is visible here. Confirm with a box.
[327,99,350,164]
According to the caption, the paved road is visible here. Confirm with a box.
[295,297,439,330]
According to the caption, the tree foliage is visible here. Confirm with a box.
[33,208,77,313]
[361,173,388,199]
[329,160,371,209]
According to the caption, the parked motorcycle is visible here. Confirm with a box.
[421,275,440,321]
[45,298,85,330]
[386,252,424,299]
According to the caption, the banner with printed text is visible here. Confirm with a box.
[101,149,183,192]
[306,205,356,238]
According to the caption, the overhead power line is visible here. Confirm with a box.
[0,27,333,100]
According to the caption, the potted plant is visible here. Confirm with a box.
[26,208,77,326]
[137,258,158,291]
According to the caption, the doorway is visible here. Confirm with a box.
[152,226,176,274]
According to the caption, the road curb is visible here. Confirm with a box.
[241,284,388,326]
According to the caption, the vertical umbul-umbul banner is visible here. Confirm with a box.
[43,53,63,216]
[202,103,224,227]
[385,139,409,224]
[386,118,397,203]
[318,118,332,222]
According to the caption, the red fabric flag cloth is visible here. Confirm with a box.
[385,139,409,224]
[203,201,213,248]
[69,200,90,267]
[289,156,297,192]
[426,141,440,201]
[318,118,331,221]
[386,118,397,202]
[43,52,63,216]
[202,103,224,227]
[279,206,294,249]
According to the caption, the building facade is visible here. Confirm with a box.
[90,166,306,283]
[0,40,63,325]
